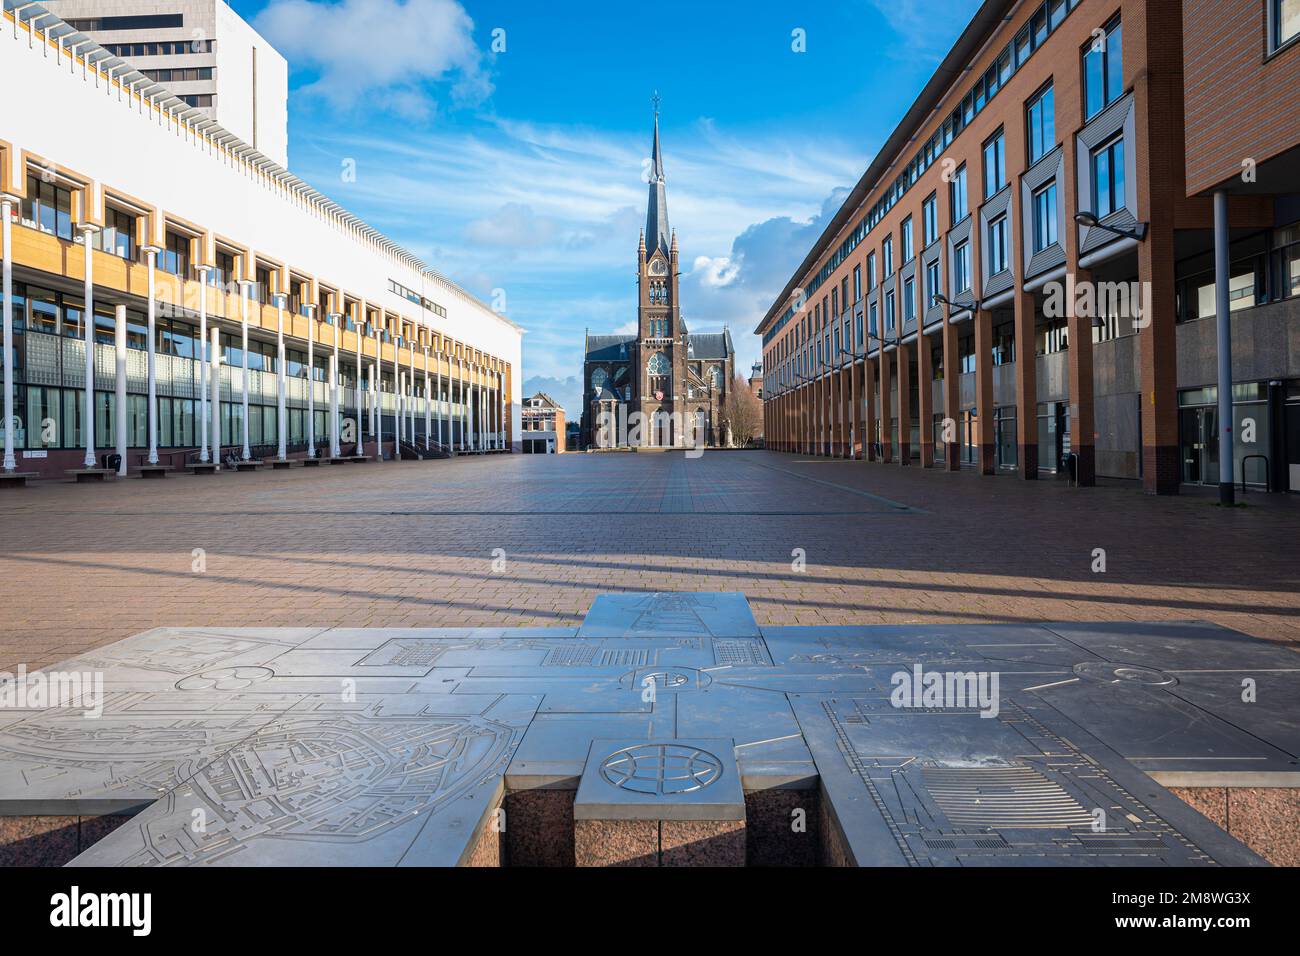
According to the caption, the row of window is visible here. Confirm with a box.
[763,0,1096,346]
[102,40,212,57]
[2,386,472,453]
[1,283,498,389]
[768,120,1122,379]
[12,180,486,363]
[142,67,213,84]
[66,15,184,32]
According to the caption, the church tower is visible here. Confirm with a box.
[636,99,682,436]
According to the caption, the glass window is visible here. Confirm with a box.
[1032,182,1059,252]
[989,216,1009,275]
[922,193,938,247]
[882,236,894,277]
[902,276,916,324]
[925,260,941,311]
[1276,229,1300,298]
[983,129,1006,199]
[1276,0,1300,49]
[1026,84,1056,164]
[97,207,136,260]
[27,287,59,335]
[885,290,896,331]
[162,232,190,277]
[953,241,971,293]
[1048,0,1067,30]
[1015,26,1031,66]
[1084,18,1124,119]
[950,164,968,224]
[901,216,914,263]
[1092,136,1125,218]
[866,252,877,290]
[22,174,73,240]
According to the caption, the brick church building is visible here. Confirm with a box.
[580,108,735,449]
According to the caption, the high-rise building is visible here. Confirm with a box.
[40,0,289,167]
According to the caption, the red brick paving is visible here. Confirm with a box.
[2,450,1297,671]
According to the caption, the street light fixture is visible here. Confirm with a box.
[1074,211,1148,242]
[932,292,981,312]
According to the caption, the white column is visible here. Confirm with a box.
[373,325,383,460]
[1,196,17,472]
[408,339,417,444]
[196,265,211,462]
[114,304,127,476]
[461,360,468,451]
[439,355,448,449]
[329,313,341,458]
[392,335,402,451]
[371,360,380,459]
[275,294,287,461]
[306,304,317,458]
[210,325,221,466]
[144,246,160,465]
[423,346,431,451]
[239,281,251,460]
[80,225,99,468]
[354,316,364,455]
[500,371,506,450]
[398,370,405,449]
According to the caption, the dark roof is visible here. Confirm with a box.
[585,334,635,362]
[754,0,1015,335]
[645,113,671,256]
[526,392,564,410]
[687,330,733,360]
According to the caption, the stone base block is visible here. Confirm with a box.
[745,789,819,867]
[1172,787,1300,867]
[660,819,745,866]
[0,814,133,866]
[505,788,575,867]
[574,819,658,867]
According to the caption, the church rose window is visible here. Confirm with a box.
[647,353,670,376]
[591,368,608,391]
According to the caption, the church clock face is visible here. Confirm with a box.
[648,259,667,277]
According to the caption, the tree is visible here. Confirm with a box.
[723,375,763,447]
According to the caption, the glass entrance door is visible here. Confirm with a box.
[1180,406,1218,485]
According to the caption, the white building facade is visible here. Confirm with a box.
[1,1,523,477]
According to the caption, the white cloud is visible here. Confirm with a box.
[691,256,741,289]
[254,0,491,118]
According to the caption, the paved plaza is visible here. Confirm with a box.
[3,450,1299,674]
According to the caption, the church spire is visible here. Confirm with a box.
[645,93,671,256]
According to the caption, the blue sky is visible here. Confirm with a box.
[231,0,983,414]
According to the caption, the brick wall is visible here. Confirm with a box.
[1184,0,1300,194]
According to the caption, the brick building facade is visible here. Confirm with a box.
[757,0,1300,496]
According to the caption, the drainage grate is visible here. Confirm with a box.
[922,766,1095,830]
